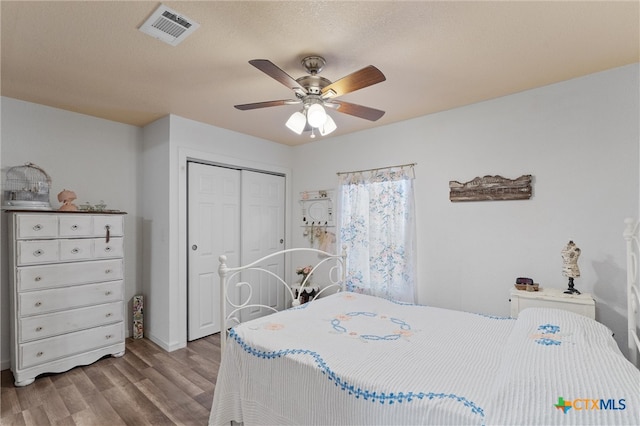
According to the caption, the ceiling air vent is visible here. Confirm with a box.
[139,4,200,46]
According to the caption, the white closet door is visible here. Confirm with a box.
[187,162,240,341]
[240,170,286,322]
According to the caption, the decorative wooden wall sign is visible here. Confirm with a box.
[449,174,532,202]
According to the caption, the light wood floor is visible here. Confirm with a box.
[1,334,221,426]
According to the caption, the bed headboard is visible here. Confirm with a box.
[624,218,640,367]
[218,247,346,352]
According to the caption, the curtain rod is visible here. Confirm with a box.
[336,162,417,176]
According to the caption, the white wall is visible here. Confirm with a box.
[291,64,639,357]
[0,97,142,370]
[140,114,292,351]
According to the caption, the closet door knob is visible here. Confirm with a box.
[192,245,198,251]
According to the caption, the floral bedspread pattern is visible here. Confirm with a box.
[210,294,640,425]
[211,292,514,425]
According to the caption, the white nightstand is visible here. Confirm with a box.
[509,287,595,319]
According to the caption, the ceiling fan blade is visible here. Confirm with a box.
[321,65,386,98]
[234,99,300,110]
[249,59,307,96]
[331,100,385,121]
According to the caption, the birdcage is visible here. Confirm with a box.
[3,163,52,210]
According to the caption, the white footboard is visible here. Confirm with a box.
[624,218,640,367]
[218,247,346,353]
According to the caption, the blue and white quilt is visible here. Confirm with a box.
[209,292,640,425]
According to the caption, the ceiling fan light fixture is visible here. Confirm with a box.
[286,111,306,134]
[307,103,327,128]
[319,114,337,136]
[235,56,386,139]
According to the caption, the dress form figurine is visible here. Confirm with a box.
[561,240,581,294]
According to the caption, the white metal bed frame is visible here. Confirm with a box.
[218,247,346,353]
[624,217,640,367]
[216,219,640,365]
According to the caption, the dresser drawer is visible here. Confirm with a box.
[59,239,94,262]
[93,237,124,259]
[20,322,123,369]
[19,280,123,316]
[58,215,93,238]
[93,215,124,237]
[14,214,125,240]
[16,240,59,265]
[17,239,123,266]
[15,215,58,239]
[17,259,123,291]
[19,301,123,342]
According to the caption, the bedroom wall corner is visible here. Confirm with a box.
[140,115,174,350]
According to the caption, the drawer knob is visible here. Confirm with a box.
[105,291,112,296]
[105,269,112,274]
[33,224,42,231]
[71,248,80,254]
[36,351,44,357]
[35,301,42,307]
[71,224,79,231]
[105,225,111,243]
[33,249,44,257]
[34,276,42,282]
[106,334,113,339]
[36,326,43,332]
[106,313,113,317]
[104,246,112,252]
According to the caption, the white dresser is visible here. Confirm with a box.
[7,211,126,386]
[509,287,596,320]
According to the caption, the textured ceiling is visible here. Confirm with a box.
[2,1,639,146]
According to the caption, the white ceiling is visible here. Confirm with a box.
[2,1,638,146]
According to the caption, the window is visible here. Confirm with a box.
[338,165,416,303]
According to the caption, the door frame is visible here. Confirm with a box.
[177,147,292,349]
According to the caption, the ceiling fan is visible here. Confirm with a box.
[234,56,386,137]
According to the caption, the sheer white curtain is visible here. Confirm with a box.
[338,164,416,303]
